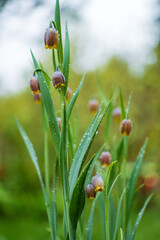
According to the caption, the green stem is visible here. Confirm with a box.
[33,68,52,82]
[46,205,54,240]
[122,136,128,235]
[59,89,73,240]
[44,129,50,198]
[52,50,57,72]
[49,20,57,29]
[105,190,109,240]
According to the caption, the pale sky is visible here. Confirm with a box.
[0,0,158,95]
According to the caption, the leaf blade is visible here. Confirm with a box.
[67,73,85,121]
[126,138,148,225]
[63,22,70,95]
[69,156,95,234]
[131,194,153,240]
[69,102,111,196]
[30,50,60,156]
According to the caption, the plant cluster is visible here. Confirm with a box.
[16,1,153,239]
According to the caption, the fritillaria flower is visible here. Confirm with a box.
[100,151,111,167]
[112,107,121,123]
[29,76,40,94]
[120,119,132,136]
[44,27,58,49]
[86,183,97,199]
[52,71,65,89]
[92,173,104,192]
[88,99,99,115]
[33,93,41,104]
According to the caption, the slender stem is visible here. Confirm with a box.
[49,20,57,29]
[122,136,128,236]
[46,205,54,240]
[59,89,73,240]
[52,50,57,72]
[44,129,50,198]
[105,190,109,240]
[33,68,52,82]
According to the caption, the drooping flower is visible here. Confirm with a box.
[88,99,99,115]
[29,76,40,94]
[92,173,104,192]
[66,87,72,101]
[52,71,65,89]
[44,27,58,49]
[57,117,61,131]
[120,119,132,136]
[112,107,121,123]
[86,183,97,199]
[100,151,112,167]
[33,93,41,104]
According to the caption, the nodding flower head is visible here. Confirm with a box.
[86,183,96,199]
[29,76,40,94]
[120,119,132,136]
[66,87,72,101]
[100,151,111,167]
[112,107,121,123]
[33,93,41,104]
[52,71,65,89]
[57,117,61,131]
[44,27,58,49]
[88,99,99,115]
[92,173,104,192]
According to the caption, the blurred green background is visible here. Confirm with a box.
[0,0,160,239]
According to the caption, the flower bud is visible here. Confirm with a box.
[120,119,132,136]
[66,87,72,101]
[57,117,61,131]
[88,99,99,115]
[44,27,58,49]
[92,173,104,192]
[100,151,111,167]
[29,76,40,94]
[33,93,41,104]
[112,107,121,123]
[52,71,65,89]
[86,183,96,199]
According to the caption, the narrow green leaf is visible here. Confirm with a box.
[105,101,112,143]
[85,144,106,188]
[68,124,74,162]
[98,193,107,240]
[69,102,111,196]
[86,192,100,240]
[55,0,63,66]
[51,159,59,240]
[60,99,69,198]
[107,174,121,199]
[15,119,49,205]
[114,137,124,163]
[63,22,70,95]
[126,91,132,118]
[119,88,125,119]
[113,188,126,240]
[108,196,116,240]
[126,138,148,224]
[69,156,95,233]
[30,50,60,156]
[120,228,124,240]
[96,75,108,105]
[67,73,85,121]
[105,161,117,194]
[131,194,153,240]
